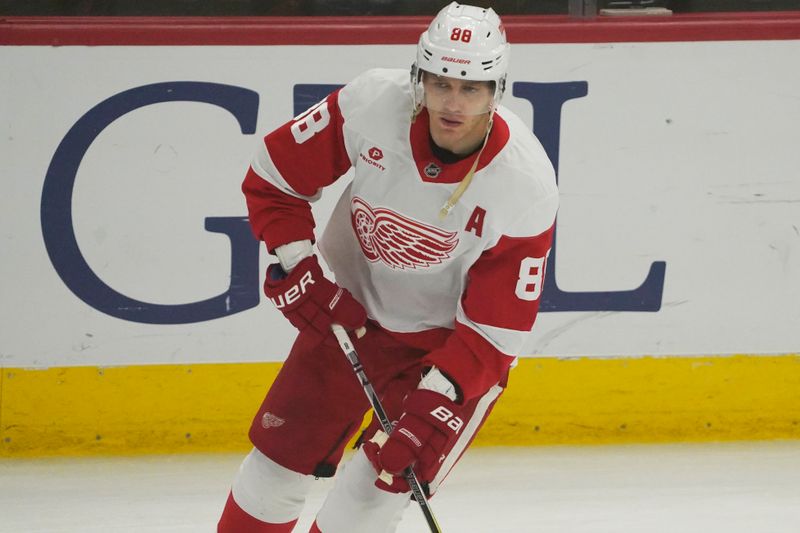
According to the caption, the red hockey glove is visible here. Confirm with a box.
[364,389,464,493]
[263,255,366,343]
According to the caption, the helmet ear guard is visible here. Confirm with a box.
[496,75,507,101]
[410,61,424,116]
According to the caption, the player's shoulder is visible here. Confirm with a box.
[348,68,408,89]
[338,68,409,116]
[493,107,558,200]
[478,107,559,237]
[497,106,557,191]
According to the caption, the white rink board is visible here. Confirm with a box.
[1,41,799,367]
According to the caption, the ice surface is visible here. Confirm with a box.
[0,441,798,532]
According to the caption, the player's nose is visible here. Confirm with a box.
[441,91,465,113]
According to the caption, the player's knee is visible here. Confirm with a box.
[315,449,410,533]
[230,447,314,523]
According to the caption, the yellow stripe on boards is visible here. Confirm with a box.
[0,363,280,457]
[481,354,800,445]
[1,354,798,457]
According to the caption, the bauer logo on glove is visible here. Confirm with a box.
[263,255,366,344]
[268,270,315,308]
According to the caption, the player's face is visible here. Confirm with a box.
[423,74,494,155]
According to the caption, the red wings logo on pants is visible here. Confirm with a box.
[350,196,459,270]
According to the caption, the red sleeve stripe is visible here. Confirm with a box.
[461,226,555,334]
[241,167,316,251]
[423,321,515,402]
[251,144,321,201]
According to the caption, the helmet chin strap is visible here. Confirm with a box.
[438,107,495,220]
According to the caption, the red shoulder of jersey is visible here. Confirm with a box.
[263,89,352,197]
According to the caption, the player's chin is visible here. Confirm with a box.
[430,129,461,149]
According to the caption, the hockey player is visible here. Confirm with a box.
[218,2,558,531]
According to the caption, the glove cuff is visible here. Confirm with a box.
[275,239,314,272]
[418,367,459,402]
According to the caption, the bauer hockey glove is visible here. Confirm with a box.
[263,255,366,344]
[364,389,464,493]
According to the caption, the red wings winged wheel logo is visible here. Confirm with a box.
[350,197,459,270]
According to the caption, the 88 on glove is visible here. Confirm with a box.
[365,389,464,493]
[430,404,464,433]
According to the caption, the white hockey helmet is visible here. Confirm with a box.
[411,2,510,114]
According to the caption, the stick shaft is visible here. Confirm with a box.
[331,325,442,533]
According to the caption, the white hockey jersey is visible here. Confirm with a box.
[244,68,558,400]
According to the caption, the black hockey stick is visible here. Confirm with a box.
[331,324,443,533]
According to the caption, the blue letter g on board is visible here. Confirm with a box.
[40,82,260,324]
